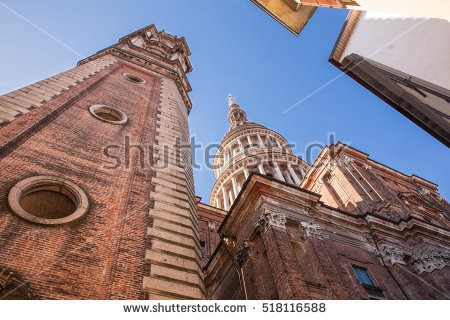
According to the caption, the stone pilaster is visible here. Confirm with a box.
[234,240,267,299]
[256,209,311,299]
[299,221,351,299]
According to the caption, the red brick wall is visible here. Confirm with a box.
[238,224,449,300]
[0,61,161,299]
[197,202,226,266]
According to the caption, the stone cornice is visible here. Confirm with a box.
[366,213,450,237]
[222,173,450,245]
[398,192,443,214]
[123,34,190,66]
[197,201,228,217]
[336,143,438,190]
[217,174,321,235]
[123,40,192,87]
[118,24,192,56]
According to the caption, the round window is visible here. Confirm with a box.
[8,176,89,225]
[89,105,128,125]
[123,73,145,84]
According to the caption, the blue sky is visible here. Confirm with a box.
[0,0,448,203]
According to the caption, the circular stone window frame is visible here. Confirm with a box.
[123,73,146,84]
[8,176,89,226]
[89,104,128,125]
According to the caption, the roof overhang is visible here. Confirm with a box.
[250,0,317,36]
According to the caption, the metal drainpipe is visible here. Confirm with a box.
[360,212,410,300]
[325,165,410,299]
[220,234,248,300]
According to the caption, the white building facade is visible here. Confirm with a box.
[329,10,450,146]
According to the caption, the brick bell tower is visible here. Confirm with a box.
[0,25,203,299]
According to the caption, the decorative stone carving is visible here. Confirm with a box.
[208,222,216,231]
[328,160,337,173]
[411,249,449,274]
[336,155,354,167]
[315,179,324,193]
[363,163,372,170]
[437,194,444,201]
[0,267,36,299]
[300,221,323,240]
[256,209,286,234]
[420,188,430,195]
[222,237,237,252]
[380,245,406,266]
[235,240,251,266]
[0,267,13,293]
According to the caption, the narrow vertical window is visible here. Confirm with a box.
[352,266,374,285]
[352,266,385,299]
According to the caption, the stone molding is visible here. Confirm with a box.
[256,209,286,234]
[380,245,406,266]
[123,72,146,84]
[89,104,128,125]
[8,175,89,226]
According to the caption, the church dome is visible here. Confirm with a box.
[209,95,310,209]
